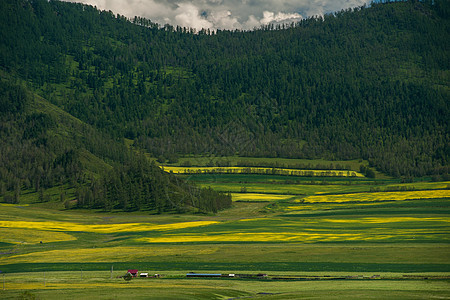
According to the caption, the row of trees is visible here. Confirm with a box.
[176,167,360,178]
[75,157,231,213]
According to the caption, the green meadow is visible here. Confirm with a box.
[1,271,449,300]
[1,159,449,299]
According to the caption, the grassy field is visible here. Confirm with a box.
[1,271,450,299]
[1,271,449,300]
[178,173,448,196]
[1,159,449,298]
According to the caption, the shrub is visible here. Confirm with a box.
[123,272,133,281]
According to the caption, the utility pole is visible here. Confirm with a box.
[111,265,113,279]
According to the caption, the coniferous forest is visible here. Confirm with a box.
[0,0,448,212]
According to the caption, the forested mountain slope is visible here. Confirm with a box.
[0,73,231,212]
[0,0,449,180]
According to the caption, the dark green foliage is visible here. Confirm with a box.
[360,165,376,178]
[75,156,231,213]
[123,272,133,281]
[0,81,83,196]
[0,80,28,115]
[0,79,230,213]
[22,112,55,139]
[0,0,448,183]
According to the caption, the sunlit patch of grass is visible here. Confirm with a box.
[0,228,76,244]
[284,204,334,211]
[236,218,266,222]
[385,181,450,191]
[0,246,220,264]
[284,202,410,211]
[2,281,217,290]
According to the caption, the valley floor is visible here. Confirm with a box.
[1,272,450,299]
[0,164,449,299]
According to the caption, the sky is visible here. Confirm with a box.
[63,0,372,31]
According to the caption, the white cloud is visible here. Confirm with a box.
[174,3,213,30]
[209,10,240,30]
[63,0,372,30]
[260,11,303,25]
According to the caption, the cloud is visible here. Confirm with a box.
[261,11,303,25]
[174,3,214,30]
[62,0,372,31]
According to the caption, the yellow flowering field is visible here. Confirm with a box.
[136,227,449,244]
[322,216,450,224]
[231,193,296,202]
[0,246,219,264]
[162,166,364,177]
[0,228,76,244]
[233,216,450,226]
[133,216,450,244]
[298,189,450,203]
[0,220,218,233]
[284,201,416,211]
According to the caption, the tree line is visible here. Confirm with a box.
[75,155,231,213]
